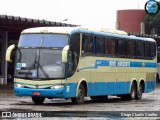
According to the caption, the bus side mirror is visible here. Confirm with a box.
[62,45,69,63]
[6,44,16,62]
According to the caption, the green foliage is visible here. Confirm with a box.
[144,3,160,35]
[145,11,160,26]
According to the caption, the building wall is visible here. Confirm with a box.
[117,10,146,33]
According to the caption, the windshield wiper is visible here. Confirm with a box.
[25,50,50,79]
[17,48,22,62]
[38,63,49,79]
[25,53,38,78]
[37,49,49,79]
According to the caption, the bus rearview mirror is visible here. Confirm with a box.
[6,44,16,62]
[62,45,69,63]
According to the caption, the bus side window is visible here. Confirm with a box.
[145,42,151,58]
[127,40,136,58]
[157,53,160,62]
[117,38,127,56]
[82,34,93,55]
[67,50,77,76]
[106,37,116,56]
[67,51,74,77]
[150,42,156,59]
[136,41,145,58]
[70,33,80,57]
[96,36,105,54]
[68,33,80,77]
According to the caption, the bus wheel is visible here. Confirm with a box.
[129,83,136,100]
[156,73,159,83]
[136,83,143,100]
[32,96,45,105]
[71,84,85,104]
[121,83,136,100]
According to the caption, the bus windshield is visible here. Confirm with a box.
[15,48,65,79]
[18,34,68,48]
[15,33,68,79]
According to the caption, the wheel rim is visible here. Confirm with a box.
[131,84,136,99]
[131,89,135,99]
[78,88,83,101]
[138,85,142,97]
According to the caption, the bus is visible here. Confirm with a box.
[6,27,157,104]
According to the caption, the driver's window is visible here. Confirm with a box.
[67,51,74,77]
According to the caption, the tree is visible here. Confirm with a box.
[144,2,160,35]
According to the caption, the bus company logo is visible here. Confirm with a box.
[142,63,145,67]
[2,112,42,118]
[35,84,39,88]
[2,112,12,118]
[145,0,160,15]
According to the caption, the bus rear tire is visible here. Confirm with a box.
[121,83,136,100]
[136,83,143,100]
[156,73,159,83]
[71,84,85,104]
[32,96,45,105]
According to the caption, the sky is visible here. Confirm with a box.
[1,0,148,29]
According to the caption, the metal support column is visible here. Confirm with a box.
[1,31,8,84]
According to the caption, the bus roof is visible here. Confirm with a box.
[21,27,76,34]
[22,27,127,35]
[21,27,156,42]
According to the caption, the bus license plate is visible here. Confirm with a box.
[32,92,41,96]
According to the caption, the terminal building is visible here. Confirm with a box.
[116,9,146,34]
[0,15,77,84]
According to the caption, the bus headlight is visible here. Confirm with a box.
[15,84,24,88]
[50,85,64,89]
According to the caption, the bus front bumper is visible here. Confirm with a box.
[14,83,77,98]
[14,86,66,98]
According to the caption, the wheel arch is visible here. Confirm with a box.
[157,73,160,83]
[139,79,145,93]
[129,79,137,93]
[76,79,88,97]
[130,78,145,93]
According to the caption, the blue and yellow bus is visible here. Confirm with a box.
[6,27,157,104]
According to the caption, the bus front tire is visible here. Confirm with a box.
[32,96,45,105]
[71,84,85,104]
